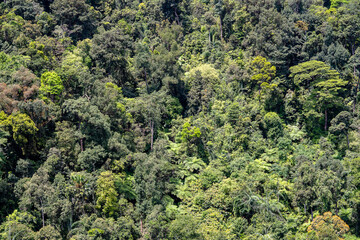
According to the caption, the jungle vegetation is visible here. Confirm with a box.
[1,0,360,239]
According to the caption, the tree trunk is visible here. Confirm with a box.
[174,8,180,25]
[150,120,154,151]
[80,138,84,152]
[311,207,313,221]
[209,31,211,47]
[140,219,144,236]
[346,133,350,149]
[259,88,261,104]
[324,109,328,131]
[69,204,73,232]
[219,17,223,42]
[335,201,339,215]
[144,70,149,94]
[356,204,360,236]
[40,198,45,227]
[78,122,84,152]
[353,65,359,114]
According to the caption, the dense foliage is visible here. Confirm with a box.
[1,0,360,239]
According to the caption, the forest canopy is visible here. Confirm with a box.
[1,0,360,239]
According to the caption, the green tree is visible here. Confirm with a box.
[134,153,176,236]
[168,214,203,240]
[19,167,55,228]
[348,47,360,113]
[62,97,111,151]
[96,171,119,218]
[0,52,30,84]
[263,112,283,141]
[185,64,220,114]
[290,60,348,131]
[0,111,38,155]
[77,145,107,172]
[50,0,98,40]
[292,155,317,220]
[0,210,36,240]
[34,225,61,240]
[314,77,348,131]
[39,71,63,102]
[90,27,133,91]
[249,56,276,102]
[329,111,352,149]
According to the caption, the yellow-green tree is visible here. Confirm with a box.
[96,171,119,218]
[0,111,38,154]
[39,71,64,102]
[249,56,276,102]
[0,210,36,240]
[307,212,350,239]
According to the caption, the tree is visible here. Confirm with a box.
[5,0,43,20]
[0,111,38,155]
[128,91,180,151]
[0,210,36,240]
[227,102,240,125]
[90,27,134,93]
[68,214,137,240]
[263,112,283,141]
[348,47,360,113]
[185,64,220,115]
[50,0,98,40]
[307,212,349,239]
[292,155,317,220]
[329,111,352,149]
[96,171,119,218]
[58,48,91,96]
[243,9,304,75]
[290,60,348,131]
[290,60,340,91]
[134,153,176,236]
[314,77,348,131]
[62,97,111,151]
[133,43,152,94]
[77,145,107,172]
[168,214,203,240]
[39,71,63,102]
[34,225,61,240]
[0,52,30,84]
[249,56,276,103]
[19,167,55,228]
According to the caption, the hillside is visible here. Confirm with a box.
[1,0,360,239]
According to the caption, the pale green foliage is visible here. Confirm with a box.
[198,208,234,240]
[96,171,119,217]
[61,49,88,78]
[331,0,349,8]
[314,77,348,108]
[289,60,339,89]
[39,71,64,102]
[168,214,203,240]
[0,111,38,153]
[35,225,61,240]
[0,210,36,240]
[250,56,276,86]
[181,122,201,143]
[60,49,89,92]
[0,52,30,83]
[185,64,220,89]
